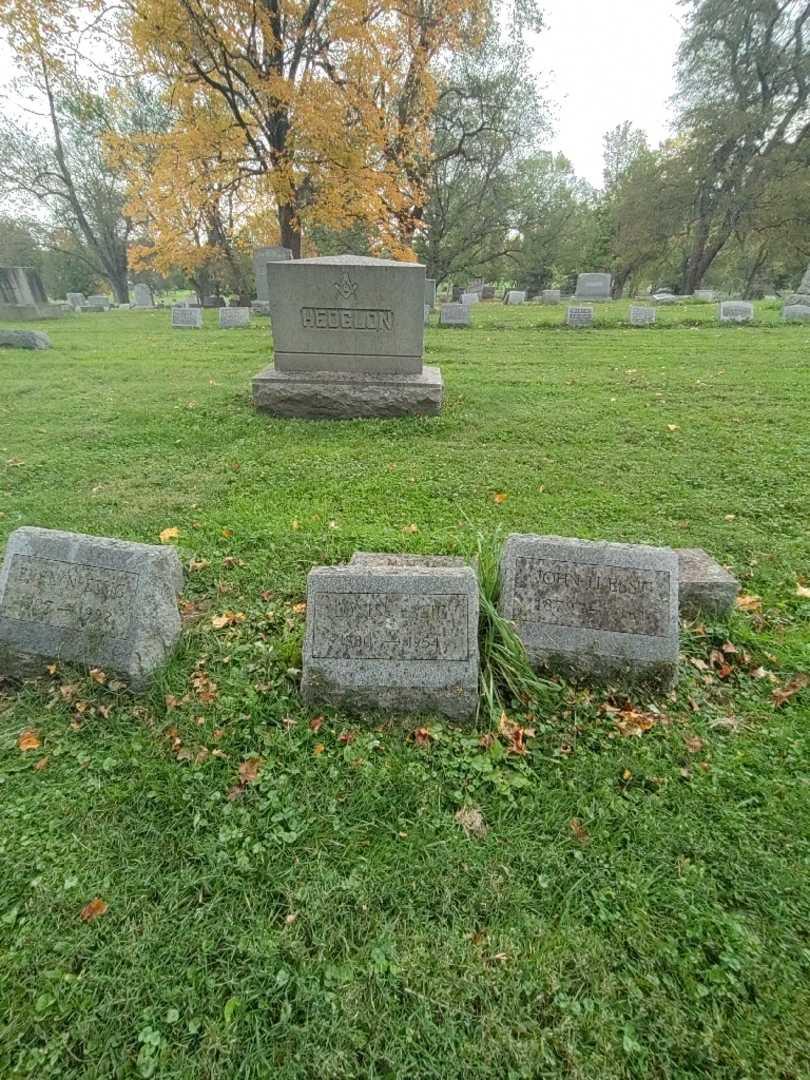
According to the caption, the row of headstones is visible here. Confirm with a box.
[438,301,773,328]
[0,527,738,719]
[171,307,252,329]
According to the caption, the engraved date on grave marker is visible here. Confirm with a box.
[1,555,139,639]
[512,558,671,637]
[312,591,469,660]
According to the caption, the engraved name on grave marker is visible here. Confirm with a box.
[172,305,203,328]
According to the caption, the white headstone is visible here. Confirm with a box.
[783,304,810,322]
[506,291,526,305]
[218,306,250,328]
[172,306,203,329]
[439,303,471,327]
[66,292,85,310]
[460,292,480,306]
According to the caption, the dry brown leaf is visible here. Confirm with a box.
[221,527,235,539]
[455,806,488,839]
[772,673,809,709]
[736,594,762,612]
[222,556,245,568]
[413,726,433,746]
[309,716,323,733]
[34,756,49,771]
[159,527,180,543]
[569,818,590,845]
[89,668,107,684]
[313,743,326,755]
[291,602,307,616]
[211,611,246,629]
[685,735,705,753]
[401,523,418,534]
[18,730,41,752]
[492,492,508,505]
[238,757,262,784]
[796,583,810,599]
[80,897,108,923]
[667,424,680,432]
[188,558,210,573]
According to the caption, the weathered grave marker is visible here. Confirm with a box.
[783,304,810,322]
[252,254,442,418]
[567,306,594,328]
[499,534,679,688]
[302,555,479,719]
[630,306,656,326]
[693,289,718,302]
[425,278,436,308]
[0,527,184,689]
[132,283,154,308]
[0,330,51,350]
[720,301,754,323]
[219,306,250,328]
[172,306,203,329]
[542,289,561,305]
[439,303,471,327]
[676,548,739,618]
[506,291,526,305]
[66,292,86,311]
[86,295,110,311]
[575,273,612,300]
[460,292,480,305]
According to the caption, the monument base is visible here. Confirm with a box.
[0,303,64,321]
[252,365,443,419]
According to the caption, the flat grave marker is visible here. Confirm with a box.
[439,303,471,327]
[630,306,656,326]
[506,291,526,305]
[542,289,561,305]
[499,534,679,688]
[219,306,250,328]
[460,292,480,305]
[783,304,810,322]
[567,305,594,328]
[720,301,754,323]
[172,306,203,329]
[0,527,184,689]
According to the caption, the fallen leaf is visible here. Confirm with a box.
[313,743,326,755]
[222,556,245,569]
[80,898,108,923]
[724,514,736,522]
[46,663,59,676]
[402,523,418,534]
[18,730,41,752]
[291,519,301,530]
[188,558,210,573]
[492,492,508,505]
[291,602,307,616]
[309,716,323,733]
[413,726,433,746]
[238,757,262,785]
[796,583,810,599]
[211,611,246,629]
[34,756,49,771]
[772,673,809,708]
[685,735,705,753]
[569,818,590,845]
[736,594,762,612]
[159,527,180,543]
[89,668,107,684]
[221,528,235,539]
[666,424,680,432]
[337,729,356,745]
[455,806,488,839]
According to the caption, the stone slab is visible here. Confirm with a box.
[132,283,154,308]
[542,289,561,305]
[268,254,425,375]
[630,306,656,326]
[219,306,250,328]
[66,292,86,310]
[506,291,526,305]
[783,304,810,322]
[460,292,480,306]
[0,330,51,350]
[499,534,679,688]
[0,527,184,689]
[575,273,612,300]
[350,553,470,569]
[653,293,678,305]
[172,306,203,329]
[720,301,753,323]
[302,560,479,720]
[251,301,272,317]
[439,303,471,327]
[693,290,717,302]
[676,548,739,618]
[251,364,443,419]
[86,295,111,310]
[253,245,293,302]
[567,306,594,328]
[425,278,436,308]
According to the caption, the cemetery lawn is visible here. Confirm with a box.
[2,301,810,1080]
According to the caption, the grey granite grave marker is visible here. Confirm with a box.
[575,273,612,300]
[0,330,51,350]
[0,527,183,689]
[653,293,678,305]
[720,301,754,323]
[172,305,203,329]
[425,278,436,308]
[86,295,110,311]
[302,556,479,720]
[460,292,480,305]
[630,306,656,326]
[66,292,85,311]
[219,306,250,328]
[542,289,561,305]
[253,245,293,303]
[676,548,739,618]
[693,289,718,302]
[439,303,471,327]
[567,305,594,328]
[482,286,495,300]
[784,262,810,306]
[499,534,679,688]
[0,266,64,320]
[132,283,154,308]
[251,254,441,418]
[506,291,526,305]
[783,304,810,322]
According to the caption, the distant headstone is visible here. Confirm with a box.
[575,273,612,301]
[720,301,754,323]
[506,291,526,305]
[499,534,679,688]
[567,306,594,328]
[253,245,293,303]
[131,283,154,308]
[251,254,442,418]
[66,292,86,311]
[0,527,184,690]
[172,306,203,329]
[0,266,63,321]
[460,292,480,305]
[783,304,810,322]
[439,303,471,327]
[630,306,656,326]
[653,293,679,305]
[0,330,51,350]
[424,304,431,325]
[301,555,479,720]
[482,285,496,300]
[542,289,561,305]
[451,286,463,302]
[86,295,110,311]
[424,278,436,308]
[218,306,250,328]
[676,548,739,619]
[693,289,717,302]
[784,262,810,307]
[251,301,272,317]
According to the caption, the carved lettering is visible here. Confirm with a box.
[300,307,394,331]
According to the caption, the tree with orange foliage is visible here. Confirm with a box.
[122,0,490,258]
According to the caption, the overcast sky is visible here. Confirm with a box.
[531,0,684,187]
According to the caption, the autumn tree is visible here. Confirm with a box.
[123,0,489,259]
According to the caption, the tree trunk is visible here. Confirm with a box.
[278,204,302,258]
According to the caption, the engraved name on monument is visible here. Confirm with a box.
[172,305,203,329]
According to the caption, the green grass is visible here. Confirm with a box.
[1,300,809,1079]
